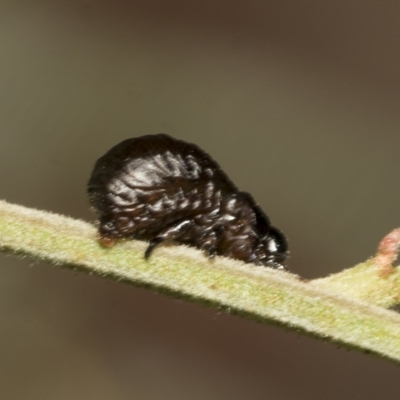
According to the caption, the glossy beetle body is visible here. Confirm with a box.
[88,134,288,268]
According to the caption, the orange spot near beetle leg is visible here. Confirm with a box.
[98,235,117,248]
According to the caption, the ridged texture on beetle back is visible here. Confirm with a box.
[88,134,236,235]
[88,134,288,267]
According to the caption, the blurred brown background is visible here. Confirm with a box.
[2,1,400,398]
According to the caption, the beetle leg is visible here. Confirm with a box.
[145,219,194,259]
[98,218,119,247]
[201,225,225,259]
[201,241,217,258]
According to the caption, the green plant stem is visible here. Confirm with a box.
[1,199,400,363]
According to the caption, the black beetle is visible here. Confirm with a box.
[88,134,288,268]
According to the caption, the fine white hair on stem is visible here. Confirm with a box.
[1,199,400,364]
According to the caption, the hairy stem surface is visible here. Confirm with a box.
[1,199,400,364]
